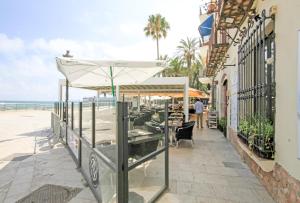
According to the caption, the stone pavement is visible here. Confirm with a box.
[158,126,275,203]
[0,111,275,203]
[0,111,96,203]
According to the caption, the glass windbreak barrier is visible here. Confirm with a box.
[128,152,165,202]
[124,100,169,202]
[68,102,72,127]
[81,140,117,203]
[127,105,166,165]
[82,102,93,144]
[73,102,80,134]
[95,100,117,166]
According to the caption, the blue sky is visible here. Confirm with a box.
[0,0,205,101]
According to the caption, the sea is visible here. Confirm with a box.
[0,98,116,111]
[0,101,54,111]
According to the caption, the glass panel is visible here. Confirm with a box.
[81,141,117,203]
[73,102,80,134]
[127,103,169,165]
[82,102,92,144]
[95,98,117,164]
[68,102,72,126]
[128,152,165,202]
[67,129,79,159]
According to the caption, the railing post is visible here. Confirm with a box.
[164,102,169,189]
[117,101,128,203]
[65,80,69,145]
[71,102,74,130]
[78,102,82,167]
[62,102,65,121]
[92,102,96,148]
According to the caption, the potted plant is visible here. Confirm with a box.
[247,115,275,159]
[248,116,259,151]
[207,2,217,14]
[238,118,250,143]
[218,117,227,137]
[261,119,275,159]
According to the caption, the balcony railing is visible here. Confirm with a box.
[204,0,256,77]
[205,17,230,76]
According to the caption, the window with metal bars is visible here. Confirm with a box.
[237,11,275,159]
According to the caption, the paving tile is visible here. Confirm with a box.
[158,127,274,202]
[176,181,193,195]
[196,196,235,203]
[157,193,197,203]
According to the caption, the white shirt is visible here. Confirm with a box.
[195,101,204,114]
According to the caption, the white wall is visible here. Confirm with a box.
[264,0,300,180]
[213,0,300,181]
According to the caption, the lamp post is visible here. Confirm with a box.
[63,50,73,144]
[63,50,73,58]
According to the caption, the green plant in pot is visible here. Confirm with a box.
[239,118,249,137]
[219,117,227,136]
[248,116,260,150]
[263,120,274,152]
[218,117,226,131]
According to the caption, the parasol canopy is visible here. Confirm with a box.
[56,57,166,88]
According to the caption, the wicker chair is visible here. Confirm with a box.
[175,121,195,147]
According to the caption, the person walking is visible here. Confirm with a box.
[195,98,204,128]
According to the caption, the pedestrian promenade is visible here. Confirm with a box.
[0,111,275,203]
[0,111,96,203]
[158,125,275,203]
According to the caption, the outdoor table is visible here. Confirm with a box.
[168,116,183,120]
[97,132,160,163]
[128,129,153,138]
[128,134,161,158]
[170,112,183,116]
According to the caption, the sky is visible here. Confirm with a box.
[0,0,205,101]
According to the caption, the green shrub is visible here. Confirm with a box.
[239,119,249,135]
[219,117,227,129]
[239,115,274,153]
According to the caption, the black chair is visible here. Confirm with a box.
[175,121,195,147]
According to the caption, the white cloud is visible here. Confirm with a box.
[0,0,206,101]
[0,33,158,101]
[0,34,24,54]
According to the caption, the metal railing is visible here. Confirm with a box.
[0,102,54,111]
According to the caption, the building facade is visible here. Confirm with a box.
[202,0,300,202]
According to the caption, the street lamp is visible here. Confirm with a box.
[62,50,73,58]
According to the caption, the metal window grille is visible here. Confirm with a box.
[237,10,276,159]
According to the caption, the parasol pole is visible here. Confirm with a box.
[109,66,115,97]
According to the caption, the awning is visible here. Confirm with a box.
[198,14,214,37]
[56,57,166,88]
[173,88,209,98]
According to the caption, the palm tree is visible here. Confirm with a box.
[144,14,170,59]
[168,57,184,77]
[191,54,204,88]
[177,37,198,69]
[176,37,199,86]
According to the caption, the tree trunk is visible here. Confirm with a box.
[156,37,159,60]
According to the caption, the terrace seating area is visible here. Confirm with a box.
[52,99,277,202]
